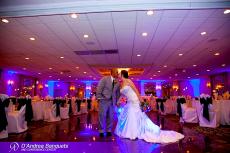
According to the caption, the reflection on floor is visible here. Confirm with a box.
[1,111,230,153]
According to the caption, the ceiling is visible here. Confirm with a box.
[0,0,230,82]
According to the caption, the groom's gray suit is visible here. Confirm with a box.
[96,76,120,133]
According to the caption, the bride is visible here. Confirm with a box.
[115,70,184,143]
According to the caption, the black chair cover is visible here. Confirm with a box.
[156,98,166,112]
[0,99,8,132]
[68,99,72,115]
[177,98,186,117]
[87,99,91,110]
[200,97,212,121]
[25,98,33,122]
[53,99,61,117]
[76,99,81,112]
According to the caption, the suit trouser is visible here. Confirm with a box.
[98,99,114,133]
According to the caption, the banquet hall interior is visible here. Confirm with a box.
[0,0,230,153]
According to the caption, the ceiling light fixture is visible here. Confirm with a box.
[196,73,199,76]
[70,13,78,18]
[137,54,141,57]
[224,9,230,14]
[163,65,167,68]
[157,70,161,73]
[187,77,191,79]
[142,32,148,36]
[76,66,79,69]
[193,64,197,67]
[206,69,210,72]
[200,31,207,35]
[29,37,35,41]
[49,76,52,78]
[60,56,64,59]
[69,76,71,78]
[84,72,87,74]
[214,52,220,56]
[221,64,226,67]
[22,68,26,70]
[147,10,154,16]
[25,57,30,60]
[178,53,183,56]
[1,19,9,23]
[38,73,41,75]
[49,67,52,70]
[84,34,89,38]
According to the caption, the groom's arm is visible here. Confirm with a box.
[96,77,106,100]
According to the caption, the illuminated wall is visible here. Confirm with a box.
[0,70,20,96]
[179,77,211,97]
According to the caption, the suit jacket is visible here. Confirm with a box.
[96,76,120,105]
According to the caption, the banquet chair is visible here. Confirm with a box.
[198,104,220,128]
[44,104,61,122]
[0,97,9,139]
[181,104,198,123]
[7,105,28,133]
[177,98,198,123]
[60,104,70,119]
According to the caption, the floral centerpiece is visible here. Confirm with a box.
[140,99,151,112]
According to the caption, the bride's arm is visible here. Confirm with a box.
[127,79,143,102]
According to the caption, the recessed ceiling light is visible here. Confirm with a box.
[163,65,167,68]
[25,57,30,60]
[153,74,157,77]
[60,56,64,59]
[49,67,52,70]
[175,73,178,76]
[157,70,161,73]
[200,31,207,35]
[75,78,78,80]
[206,69,210,72]
[142,32,148,36]
[214,52,220,56]
[193,64,197,67]
[58,79,60,81]
[169,76,172,79]
[22,67,26,70]
[69,76,71,78]
[187,77,191,79]
[70,13,78,18]
[49,76,52,78]
[60,72,63,74]
[182,69,186,73]
[84,72,87,74]
[224,9,230,14]
[83,34,89,38]
[76,66,79,69]
[196,73,199,76]
[137,54,141,57]
[150,77,153,79]
[178,53,183,56]
[221,64,226,67]
[147,10,154,16]
[1,19,9,23]
[29,37,35,41]
[38,72,41,75]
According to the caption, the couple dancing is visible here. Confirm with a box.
[96,68,184,143]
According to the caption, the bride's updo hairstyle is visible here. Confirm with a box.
[121,70,129,78]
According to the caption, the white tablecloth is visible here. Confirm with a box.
[213,100,230,125]
[32,101,53,120]
[192,100,230,125]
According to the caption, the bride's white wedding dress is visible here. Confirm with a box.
[115,85,184,143]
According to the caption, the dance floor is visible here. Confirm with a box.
[1,111,230,153]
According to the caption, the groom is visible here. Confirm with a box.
[96,68,120,137]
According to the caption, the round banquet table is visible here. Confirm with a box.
[213,100,230,125]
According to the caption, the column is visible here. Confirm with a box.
[85,81,92,98]
[140,81,145,96]
[156,81,162,97]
